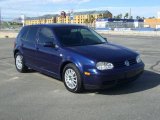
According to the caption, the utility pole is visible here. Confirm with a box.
[21,14,25,27]
[70,9,74,24]
[0,8,1,30]
[129,8,132,19]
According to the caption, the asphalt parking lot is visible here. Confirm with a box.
[0,35,160,120]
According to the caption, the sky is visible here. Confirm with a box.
[0,0,160,20]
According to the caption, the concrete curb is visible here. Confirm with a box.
[96,30,160,37]
[0,31,160,39]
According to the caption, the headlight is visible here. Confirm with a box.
[96,62,114,70]
[136,55,142,63]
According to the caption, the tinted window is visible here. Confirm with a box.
[38,27,55,44]
[80,29,102,43]
[53,27,106,47]
[25,26,38,43]
[17,27,29,41]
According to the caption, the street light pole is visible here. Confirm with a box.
[0,8,2,30]
[21,14,25,27]
[129,8,132,19]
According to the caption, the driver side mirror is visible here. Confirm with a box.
[103,37,107,41]
[43,42,55,48]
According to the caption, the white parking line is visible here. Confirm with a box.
[87,93,97,96]
[7,76,19,81]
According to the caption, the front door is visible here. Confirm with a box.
[35,27,62,76]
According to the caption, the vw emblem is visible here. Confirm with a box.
[125,60,130,66]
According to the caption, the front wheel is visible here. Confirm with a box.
[63,63,83,93]
[15,52,28,73]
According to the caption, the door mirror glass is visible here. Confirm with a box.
[103,37,107,41]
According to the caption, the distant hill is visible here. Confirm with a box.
[12,17,22,23]
[25,10,112,20]
[26,14,58,20]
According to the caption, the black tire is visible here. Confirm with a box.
[15,52,28,73]
[62,63,83,93]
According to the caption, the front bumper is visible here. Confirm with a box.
[84,62,145,89]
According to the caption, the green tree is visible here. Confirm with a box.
[116,14,122,19]
[84,19,89,24]
[136,16,140,20]
[88,15,95,23]
[129,16,133,19]
[98,14,103,19]
[124,13,129,19]
[142,17,145,20]
[149,16,155,19]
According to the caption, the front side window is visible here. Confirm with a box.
[25,26,38,43]
[18,27,29,41]
[53,27,106,47]
[38,27,55,44]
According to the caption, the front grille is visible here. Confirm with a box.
[114,58,137,68]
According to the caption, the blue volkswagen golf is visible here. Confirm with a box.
[14,24,144,93]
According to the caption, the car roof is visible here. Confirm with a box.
[25,24,86,28]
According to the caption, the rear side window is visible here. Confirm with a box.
[25,26,38,43]
[38,27,55,44]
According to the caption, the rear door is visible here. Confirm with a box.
[36,27,62,76]
[21,26,38,66]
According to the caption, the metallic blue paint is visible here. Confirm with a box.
[14,24,145,89]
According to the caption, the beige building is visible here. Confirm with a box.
[25,10,112,25]
[25,16,57,25]
[57,10,112,24]
[144,18,160,28]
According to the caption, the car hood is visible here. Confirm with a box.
[64,43,138,62]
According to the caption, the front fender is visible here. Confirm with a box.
[60,56,84,75]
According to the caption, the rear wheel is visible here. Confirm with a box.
[63,63,83,93]
[15,52,28,73]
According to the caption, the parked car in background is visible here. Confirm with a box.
[14,24,145,93]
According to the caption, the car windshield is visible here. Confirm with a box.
[53,27,107,47]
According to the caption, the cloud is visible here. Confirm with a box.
[0,0,91,4]
[1,0,159,20]
[48,0,90,3]
[0,0,91,19]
